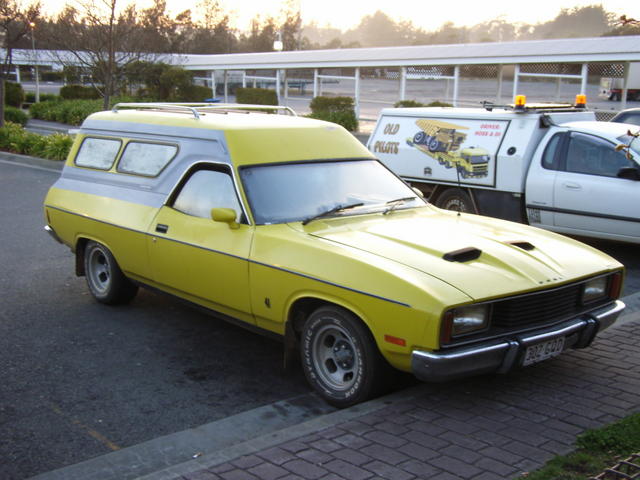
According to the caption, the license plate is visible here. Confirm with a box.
[522,337,565,366]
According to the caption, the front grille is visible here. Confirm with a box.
[443,275,616,348]
[492,283,583,328]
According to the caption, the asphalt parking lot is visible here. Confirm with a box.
[1,156,639,480]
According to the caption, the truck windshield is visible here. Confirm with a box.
[240,159,425,225]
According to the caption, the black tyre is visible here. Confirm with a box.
[84,241,138,305]
[435,188,474,213]
[301,306,387,408]
[428,137,440,152]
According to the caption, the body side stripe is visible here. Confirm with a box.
[526,204,640,224]
[45,205,411,308]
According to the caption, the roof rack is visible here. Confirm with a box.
[111,103,297,120]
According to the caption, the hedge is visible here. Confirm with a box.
[30,98,105,125]
[4,106,28,126]
[25,92,59,103]
[5,82,25,107]
[60,84,101,100]
[0,122,72,161]
[308,96,358,131]
[235,87,278,105]
[394,100,425,108]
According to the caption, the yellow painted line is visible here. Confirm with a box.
[50,404,121,451]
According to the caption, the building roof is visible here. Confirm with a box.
[179,36,640,70]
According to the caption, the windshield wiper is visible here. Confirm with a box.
[302,202,364,225]
[383,196,417,215]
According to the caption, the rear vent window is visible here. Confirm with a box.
[117,142,177,177]
[74,137,121,170]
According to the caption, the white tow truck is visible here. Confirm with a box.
[368,96,640,244]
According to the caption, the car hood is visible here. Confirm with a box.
[297,207,620,301]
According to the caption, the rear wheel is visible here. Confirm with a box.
[436,188,474,213]
[301,306,388,408]
[84,241,138,305]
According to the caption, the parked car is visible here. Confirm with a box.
[44,103,625,407]
[611,107,640,127]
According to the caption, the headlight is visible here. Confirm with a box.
[582,277,608,304]
[443,305,489,342]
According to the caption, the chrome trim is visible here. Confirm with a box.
[44,225,63,244]
[411,300,625,382]
[591,299,626,332]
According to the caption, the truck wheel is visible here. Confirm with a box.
[84,241,138,305]
[428,138,440,152]
[413,131,426,144]
[436,188,474,213]
[301,306,387,408]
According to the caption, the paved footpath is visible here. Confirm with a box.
[132,294,640,480]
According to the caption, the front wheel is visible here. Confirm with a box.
[435,188,474,213]
[84,241,138,305]
[301,306,387,408]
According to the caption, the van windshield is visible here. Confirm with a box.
[240,159,425,225]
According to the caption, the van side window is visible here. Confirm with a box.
[172,169,243,221]
[541,133,562,170]
[565,133,634,178]
[74,137,121,170]
[117,142,177,176]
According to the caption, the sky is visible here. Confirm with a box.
[41,0,640,32]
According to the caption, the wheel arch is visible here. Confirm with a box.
[74,235,114,277]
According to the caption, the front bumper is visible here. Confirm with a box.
[411,300,625,382]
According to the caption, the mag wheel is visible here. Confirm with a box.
[84,241,138,305]
[301,306,386,408]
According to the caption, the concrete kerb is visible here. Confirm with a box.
[0,151,64,171]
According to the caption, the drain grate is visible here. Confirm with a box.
[591,454,640,480]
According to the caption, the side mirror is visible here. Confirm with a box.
[211,208,239,229]
[617,166,640,181]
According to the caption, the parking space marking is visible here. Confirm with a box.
[50,403,120,452]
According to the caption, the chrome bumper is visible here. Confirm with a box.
[44,225,63,244]
[411,300,625,382]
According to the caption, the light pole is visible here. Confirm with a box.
[29,22,40,103]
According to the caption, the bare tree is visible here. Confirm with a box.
[51,0,156,110]
[0,0,40,127]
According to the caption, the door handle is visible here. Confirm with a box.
[562,182,581,190]
[155,224,169,233]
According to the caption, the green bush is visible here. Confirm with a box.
[235,87,278,105]
[30,98,103,125]
[174,85,213,102]
[25,92,59,103]
[308,96,358,131]
[394,100,425,108]
[60,84,101,100]
[4,106,28,126]
[426,101,453,107]
[5,82,25,107]
[0,122,72,161]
